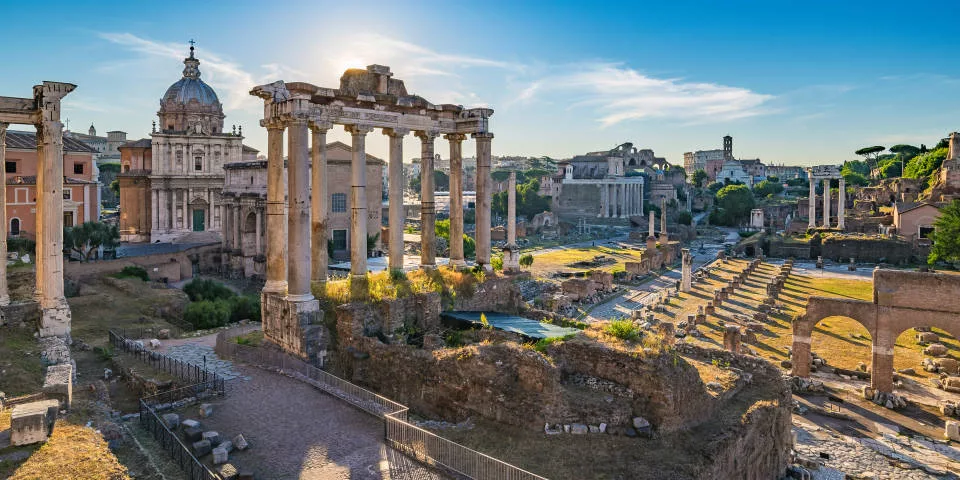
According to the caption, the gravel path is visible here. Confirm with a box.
[181,364,446,480]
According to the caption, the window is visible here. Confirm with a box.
[73,163,84,175]
[63,211,74,228]
[10,218,19,236]
[63,188,72,200]
[195,157,203,171]
[332,229,347,250]
[331,193,347,213]
[123,165,131,173]
[5,162,15,174]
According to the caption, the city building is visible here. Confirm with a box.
[893,201,942,242]
[3,130,100,237]
[716,158,753,186]
[117,139,153,241]
[765,164,806,181]
[687,135,735,181]
[67,125,127,163]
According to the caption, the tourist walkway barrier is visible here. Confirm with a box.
[139,383,223,480]
[109,329,225,393]
[215,325,547,480]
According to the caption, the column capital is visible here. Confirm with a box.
[309,120,333,133]
[444,133,467,143]
[382,127,410,138]
[345,124,374,136]
[263,118,286,131]
[472,132,494,140]
[415,129,440,142]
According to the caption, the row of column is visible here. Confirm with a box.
[598,182,642,218]
[151,188,217,231]
[262,118,495,302]
[807,177,846,229]
[221,203,262,255]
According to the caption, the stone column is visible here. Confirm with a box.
[232,205,241,253]
[384,128,408,271]
[625,184,633,216]
[0,123,8,305]
[504,171,520,273]
[474,133,494,268]
[871,339,895,393]
[182,189,189,230]
[310,123,330,286]
[264,120,287,293]
[822,178,830,228]
[446,133,466,266]
[648,210,655,238]
[681,249,692,293]
[255,208,262,256]
[35,86,74,337]
[416,130,438,268]
[286,116,312,301]
[346,125,373,283]
[837,177,846,231]
[599,183,607,218]
[152,189,159,231]
[660,200,668,243]
[808,175,816,228]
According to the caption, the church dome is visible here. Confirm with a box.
[161,46,220,108]
[157,44,225,135]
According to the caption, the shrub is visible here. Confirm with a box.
[533,333,576,353]
[677,211,693,226]
[183,299,232,329]
[519,253,534,268]
[112,265,149,282]
[184,279,234,302]
[491,255,504,271]
[605,320,640,341]
[8,237,35,255]
[229,295,261,323]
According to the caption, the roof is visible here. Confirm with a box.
[242,144,259,153]
[895,201,942,215]
[118,138,152,149]
[6,130,98,153]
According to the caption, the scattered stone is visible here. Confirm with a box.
[218,464,239,480]
[161,413,179,429]
[897,368,916,376]
[103,368,112,380]
[183,426,203,442]
[157,329,171,340]
[212,446,229,464]
[202,431,221,446]
[936,358,960,375]
[563,425,570,434]
[149,339,161,349]
[237,470,255,480]
[861,386,874,400]
[624,427,637,437]
[199,403,214,418]
[10,400,59,446]
[544,423,562,435]
[599,422,607,433]
[570,423,588,435]
[946,421,960,442]
[787,376,824,394]
[192,439,212,457]
[588,425,600,433]
[182,419,201,430]
[924,343,949,357]
[780,360,792,369]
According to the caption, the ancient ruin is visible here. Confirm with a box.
[806,164,845,230]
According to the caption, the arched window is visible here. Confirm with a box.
[10,218,20,236]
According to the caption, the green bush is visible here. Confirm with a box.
[8,237,35,255]
[677,211,693,226]
[491,255,504,271]
[229,295,261,323]
[112,266,149,282]
[605,320,640,341]
[184,279,234,302]
[183,299,232,329]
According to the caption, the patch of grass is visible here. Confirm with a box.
[235,330,264,346]
[110,266,148,282]
[604,319,640,341]
[533,333,576,353]
[9,420,131,480]
[319,267,481,306]
[528,245,647,275]
[0,327,44,396]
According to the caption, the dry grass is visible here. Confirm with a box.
[8,421,130,480]
[528,245,646,276]
[317,267,483,305]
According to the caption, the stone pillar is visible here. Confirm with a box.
[474,133,494,268]
[625,184,633,216]
[791,333,811,378]
[255,208,262,256]
[232,205,241,253]
[618,184,625,218]
[310,124,330,285]
[660,200,668,243]
[446,133,466,267]
[182,189,189,230]
[416,131,438,268]
[0,123,8,305]
[152,189,159,231]
[504,171,520,273]
[263,121,287,293]
[808,175,816,228]
[837,177,846,231]
[822,178,830,228]
[647,210,657,251]
[598,183,607,218]
[648,210,655,238]
[383,129,408,272]
[872,337,895,393]
[681,249,692,293]
[723,326,742,354]
[35,82,75,336]
[346,125,373,285]
[286,117,312,300]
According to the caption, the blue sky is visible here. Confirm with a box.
[3,0,958,166]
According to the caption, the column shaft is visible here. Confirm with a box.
[822,179,830,228]
[310,125,329,284]
[287,118,312,299]
[35,119,69,334]
[264,122,287,293]
[474,133,494,267]
[507,171,517,245]
[232,205,241,252]
[837,178,846,230]
[446,134,466,266]
[808,174,816,228]
[255,208,262,255]
[0,124,8,305]
[152,189,159,231]
[417,131,438,268]
[182,189,188,230]
[384,129,408,271]
[347,125,373,278]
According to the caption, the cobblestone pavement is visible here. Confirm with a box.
[162,343,248,382]
[179,364,446,480]
[794,417,960,479]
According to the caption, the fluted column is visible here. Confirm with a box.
[346,125,374,282]
[264,120,287,293]
[822,178,830,228]
[0,124,8,305]
[384,128,408,271]
[310,123,330,285]
[416,130,439,268]
[232,205,241,252]
[474,132,494,268]
[287,117,312,300]
[808,174,816,228]
[660,199,668,242]
[445,134,466,266]
[648,210,655,237]
[837,177,846,230]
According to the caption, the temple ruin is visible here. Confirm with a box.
[806,165,845,230]
[249,65,494,359]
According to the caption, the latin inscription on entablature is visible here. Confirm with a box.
[808,165,841,178]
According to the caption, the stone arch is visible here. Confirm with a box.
[241,211,258,257]
[791,297,878,383]
[10,217,20,236]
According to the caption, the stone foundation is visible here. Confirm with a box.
[261,292,327,361]
[0,301,41,328]
[38,299,71,339]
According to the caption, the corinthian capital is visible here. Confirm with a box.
[415,129,440,142]
[345,124,374,136]
[444,133,467,143]
[382,128,410,138]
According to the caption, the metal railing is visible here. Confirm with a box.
[139,383,222,480]
[109,329,225,395]
[215,325,547,480]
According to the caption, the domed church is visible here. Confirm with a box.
[119,43,251,243]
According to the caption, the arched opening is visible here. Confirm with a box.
[9,218,19,236]
[894,325,960,379]
[803,315,874,377]
[241,212,258,257]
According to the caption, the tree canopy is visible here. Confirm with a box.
[903,147,947,180]
[435,219,475,257]
[929,200,960,265]
[842,160,871,178]
[63,222,119,262]
[752,180,784,197]
[855,145,886,157]
[709,184,755,226]
[691,169,708,188]
[492,178,551,221]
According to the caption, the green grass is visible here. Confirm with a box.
[604,320,640,341]
[0,327,44,396]
[532,333,577,353]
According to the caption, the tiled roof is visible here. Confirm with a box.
[242,144,259,153]
[895,202,941,214]
[5,130,98,153]
[119,138,152,149]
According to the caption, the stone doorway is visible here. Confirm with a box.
[192,209,205,232]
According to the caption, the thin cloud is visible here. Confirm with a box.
[512,62,774,127]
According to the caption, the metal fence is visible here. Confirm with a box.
[214,326,547,480]
[139,383,222,480]
[109,329,225,395]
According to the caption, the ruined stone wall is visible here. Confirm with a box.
[819,236,915,263]
[553,183,601,223]
[874,269,960,313]
[451,276,523,314]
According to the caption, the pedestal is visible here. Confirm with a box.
[503,244,520,273]
[261,291,326,361]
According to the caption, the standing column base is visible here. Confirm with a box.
[38,298,71,339]
[503,245,520,274]
[349,274,369,301]
[263,280,288,294]
[449,258,467,268]
[261,291,326,362]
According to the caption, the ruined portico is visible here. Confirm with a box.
[806,165,845,230]
[250,65,493,360]
[0,82,75,336]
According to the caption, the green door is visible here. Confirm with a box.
[192,209,205,231]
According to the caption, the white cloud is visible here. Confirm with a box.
[511,62,774,127]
